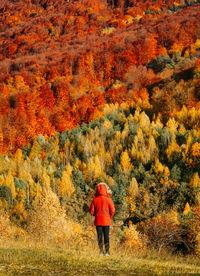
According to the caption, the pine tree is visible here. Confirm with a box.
[153,158,164,177]
[120,150,133,174]
[5,173,16,199]
[166,117,179,136]
[59,164,75,197]
[166,139,180,161]
[29,140,41,161]
[183,202,191,215]
[139,111,150,134]
[189,173,200,188]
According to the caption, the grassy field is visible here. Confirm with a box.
[0,244,199,276]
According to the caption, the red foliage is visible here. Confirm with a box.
[39,85,56,110]
[0,0,199,152]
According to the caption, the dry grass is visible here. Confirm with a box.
[0,236,199,276]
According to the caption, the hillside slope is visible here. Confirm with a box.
[0,0,200,152]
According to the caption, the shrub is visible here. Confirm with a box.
[27,188,83,247]
[0,186,13,206]
[142,215,192,254]
[122,223,147,251]
[14,178,27,191]
[0,210,26,242]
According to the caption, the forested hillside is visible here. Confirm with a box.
[0,0,200,152]
[0,0,200,256]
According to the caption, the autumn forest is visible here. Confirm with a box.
[0,0,200,257]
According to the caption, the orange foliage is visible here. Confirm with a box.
[0,0,199,152]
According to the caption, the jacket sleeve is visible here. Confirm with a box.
[108,199,115,218]
[90,200,95,216]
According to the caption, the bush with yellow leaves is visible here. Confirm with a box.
[27,187,83,247]
[184,204,200,257]
[122,223,147,252]
[0,210,26,242]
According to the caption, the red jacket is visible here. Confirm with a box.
[90,184,115,226]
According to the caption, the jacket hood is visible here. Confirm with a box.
[96,184,107,196]
[98,182,112,195]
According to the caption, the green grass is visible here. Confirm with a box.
[0,244,199,276]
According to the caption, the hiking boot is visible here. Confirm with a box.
[100,251,104,256]
[105,252,110,256]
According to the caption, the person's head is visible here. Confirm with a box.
[96,183,107,196]
[96,182,112,197]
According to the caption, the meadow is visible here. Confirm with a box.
[0,243,200,276]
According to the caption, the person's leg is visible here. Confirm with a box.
[96,226,104,253]
[103,226,110,254]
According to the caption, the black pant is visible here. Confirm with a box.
[96,226,110,253]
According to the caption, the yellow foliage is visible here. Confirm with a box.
[166,117,178,134]
[186,132,193,146]
[153,158,164,176]
[18,167,34,187]
[183,133,193,160]
[183,202,191,216]
[169,42,184,56]
[189,172,200,188]
[121,122,129,144]
[5,173,16,198]
[59,164,75,197]
[102,119,113,129]
[114,131,121,144]
[101,27,115,35]
[149,135,157,157]
[30,182,41,204]
[143,192,149,206]
[74,158,82,170]
[123,224,147,251]
[105,151,112,166]
[14,75,29,91]
[126,177,139,215]
[11,201,28,221]
[195,233,200,257]
[15,188,26,202]
[122,15,134,25]
[178,123,186,135]
[84,155,103,182]
[13,148,24,164]
[139,111,150,133]
[128,177,139,198]
[50,137,60,158]
[135,150,142,162]
[133,108,141,123]
[131,144,136,159]
[163,166,170,181]
[194,39,200,49]
[105,175,114,186]
[0,130,3,153]
[41,169,51,190]
[166,209,180,225]
[126,196,136,215]
[191,142,200,158]
[29,140,41,161]
[120,150,133,173]
[166,140,180,161]
[0,175,4,186]
[192,129,200,138]
[0,211,25,241]
[177,105,188,122]
[27,188,82,245]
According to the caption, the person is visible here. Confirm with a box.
[90,183,115,256]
